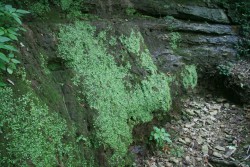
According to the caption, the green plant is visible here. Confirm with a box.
[217,63,233,76]
[39,53,50,75]
[181,65,198,89]
[170,145,184,158]
[30,2,50,16]
[126,7,137,15]
[58,22,172,165]
[0,3,29,84]
[3,0,86,17]
[165,15,175,20]
[169,32,181,50]
[0,86,86,166]
[150,126,172,148]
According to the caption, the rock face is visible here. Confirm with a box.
[0,0,244,166]
[221,61,250,104]
[84,0,239,73]
[131,0,230,23]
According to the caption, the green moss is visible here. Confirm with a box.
[119,30,141,54]
[181,65,198,89]
[58,21,172,165]
[170,32,181,50]
[125,7,137,15]
[39,53,50,75]
[0,86,86,166]
[109,36,117,46]
[119,30,157,74]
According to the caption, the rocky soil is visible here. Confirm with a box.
[134,94,250,167]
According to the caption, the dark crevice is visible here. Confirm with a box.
[47,57,67,71]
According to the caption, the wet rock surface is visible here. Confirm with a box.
[130,0,229,24]
[222,61,250,105]
[83,0,239,74]
[134,94,250,167]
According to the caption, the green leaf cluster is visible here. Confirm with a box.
[4,0,86,16]
[150,126,172,148]
[0,86,86,166]
[181,65,198,90]
[0,3,28,83]
[58,22,172,165]
[169,32,181,50]
[217,62,233,76]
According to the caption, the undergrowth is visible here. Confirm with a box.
[3,0,86,16]
[181,65,198,89]
[58,21,172,165]
[0,85,86,166]
[0,3,28,85]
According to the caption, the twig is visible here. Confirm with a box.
[208,157,238,167]
[208,163,214,167]
[247,145,250,154]
[244,154,250,161]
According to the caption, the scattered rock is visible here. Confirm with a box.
[186,109,195,116]
[150,163,157,167]
[202,144,209,155]
[209,110,218,115]
[184,137,191,144]
[213,151,223,158]
[215,145,225,152]
[169,157,179,164]
[138,95,250,167]
[185,156,191,165]
[209,116,216,121]
[224,103,230,108]
[185,123,194,128]
[179,138,186,144]
[165,162,173,167]
[196,157,203,161]
[217,98,227,103]
[224,146,236,158]
[158,162,165,167]
[194,110,201,116]
[197,136,204,144]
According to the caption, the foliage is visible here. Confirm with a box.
[58,22,172,165]
[0,86,86,166]
[150,126,172,148]
[169,32,181,50]
[29,1,50,16]
[4,0,86,16]
[0,3,28,84]
[181,65,198,89]
[126,7,137,15]
[217,62,233,76]
[39,53,50,75]
[119,30,158,73]
[170,145,184,158]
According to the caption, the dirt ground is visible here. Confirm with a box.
[133,93,250,167]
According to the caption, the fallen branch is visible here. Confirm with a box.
[244,154,250,161]
[208,157,238,167]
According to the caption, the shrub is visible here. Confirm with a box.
[0,3,28,85]
[150,126,172,148]
[181,65,198,89]
[58,22,172,165]
[3,0,86,16]
[217,63,233,76]
[0,87,86,166]
[169,32,181,50]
